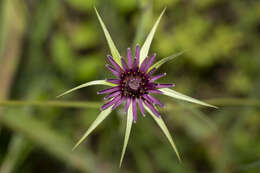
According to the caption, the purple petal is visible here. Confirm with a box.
[107,55,123,72]
[144,53,156,73]
[155,83,175,88]
[147,94,164,107]
[140,57,148,72]
[107,79,121,84]
[132,98,137,123]
[133,45,140,69]
[101,95,121,110]
[137,98,145,116]
[127,48,132,69]
[148,67,157,76]
[121,57,129,71]
[112,96,124,110]
[142,94,154,103]
[135,45,140,59]
[97,86,120,95]
[133,58,137,69]
[143,100,161,117]
[147,89,163,94]
[104,91,121,100]
[150,73,166,82]
[106,64,121,77]
[125,97,131,112]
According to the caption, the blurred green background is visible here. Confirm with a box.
[0,0,260,172]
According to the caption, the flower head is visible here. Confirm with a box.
[98,45,174,122]
[58,8,217,167]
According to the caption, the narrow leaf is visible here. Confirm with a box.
[139,8,166,65]
[149,51,185,71]
[94,8,122,67]
[57,80,115,98]
[119,102,133,167]
[143,104,181,161]
[159,88,218,108]
[72,107,112,150]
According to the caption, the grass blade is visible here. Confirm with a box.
[72,107,112,150]
[143,104,181,161]
[159,88,218,108]
[139,8,166,65]
[57,80,115,98]
[119,102,133,167]
[94,7,122,67]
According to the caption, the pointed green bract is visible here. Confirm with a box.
[139,8,166,66]
[149,51,185,71]
[72,107,112,150]
[119,102,133,167]
[57,80,115,98]
[159,88,218,108]
[143,104,181,161]
[94,8,122,67]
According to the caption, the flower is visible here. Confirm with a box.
[98,45,173,123]
[58,8,217,167]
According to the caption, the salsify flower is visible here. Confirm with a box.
[58,8,217,167]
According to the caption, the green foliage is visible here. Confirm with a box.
[1,0,260,172]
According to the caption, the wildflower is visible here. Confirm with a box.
[58,8,217,167]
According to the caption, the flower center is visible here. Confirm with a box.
[128,77,141,91]
[120,68,149,97]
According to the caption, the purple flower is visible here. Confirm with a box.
[58,8,217,167]
[98,46,173,123]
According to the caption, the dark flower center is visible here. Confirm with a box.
[128,77,141,90]
[121,68,149,97]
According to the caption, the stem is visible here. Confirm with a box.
[0,100,102,108]
[0,98,260,109]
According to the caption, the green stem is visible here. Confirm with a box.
[0,98,260,109]
[0,100,101,108]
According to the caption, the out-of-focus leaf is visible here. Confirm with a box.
[149,51,185,71]
[57,80,115,98]
[67,0,99,11]
[143,104,181,161]
[72,107,112,150]
[139,8,166,65]
[71,22,99,49]
[160,88,218,108]
[76,55,101,82]
[0,111,110,173]
[94,8,122,67]
[51,33,75,73]
[0,134,32,173]
[119,102,133,167]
